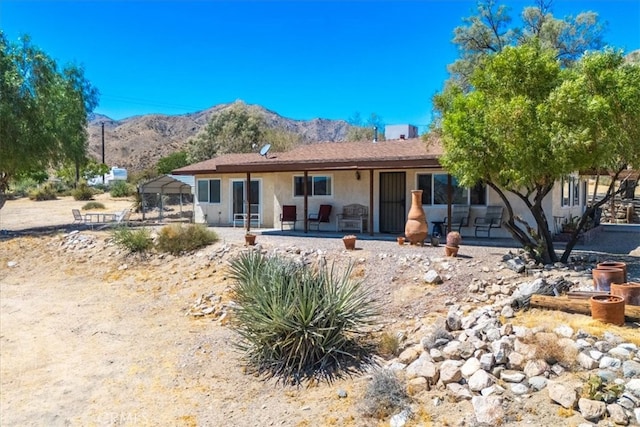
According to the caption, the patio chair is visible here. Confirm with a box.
[474,205,504,238]
[444,205,470,234]
[72,209,87,224]
[280,205,298,231]
[308,204,332,231]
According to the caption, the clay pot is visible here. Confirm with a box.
[245,234,256,246]
[597,262,627,282]
[590,294,625,326]
[444,245,459,257]
[610,282,640,306]
[592,267,625,292]
[397,237,405,246]
[343,235,356,250]
[405,190,428,245]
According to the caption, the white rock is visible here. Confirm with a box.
[523,359,549,378]
[548,380,578,409]
[578,398,606,421]
[609,347,632,359]
[390,409,412,427]
[440,360,463,384]
[625,379,640,398]
[511,383,529,395]
[528,376,548,391]
[405,353,439,383]
[501,370,525,383]
[423,270,443,284]
[554,325,574,338]
[472,395,504,425]
[577,352,599,370]
[599,356,622,369]
[468,369,494,392]
[461,357,481,379]
[446,383,473,401]
[606,403,628,425]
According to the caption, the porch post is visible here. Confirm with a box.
[304,171,309,233]
[246,172,251,233]
[369,169,374,236]
[447,174,452,234]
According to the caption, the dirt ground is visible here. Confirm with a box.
[0,194,638,427]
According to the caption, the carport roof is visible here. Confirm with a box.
[138,174,193,194]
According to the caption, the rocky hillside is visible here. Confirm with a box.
[87,103,350,173]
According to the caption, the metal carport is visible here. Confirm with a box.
[137,175,194,221]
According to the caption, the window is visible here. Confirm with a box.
[417,173,485,205]
[197,179,221,203]
[294,175,333,197]
[561,177,580,207]
[417,174,432,205]
[470,182,487,205]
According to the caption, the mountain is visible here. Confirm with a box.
[87,103,350,173]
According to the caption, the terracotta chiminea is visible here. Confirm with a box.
[405,190,428,245]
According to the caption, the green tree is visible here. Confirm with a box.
[187,101,265,163]
[187,101,301,163]
[0,33,99,205]
[447,0,604,90]
[346,112,385,141]
[156,150,189,175]
[56,158,109,186]
[435,43,640,264]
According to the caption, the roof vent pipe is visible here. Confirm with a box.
[373,126,378,143]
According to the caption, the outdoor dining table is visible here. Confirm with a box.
[85,212,117,223]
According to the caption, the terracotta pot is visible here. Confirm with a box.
[597,262,627,282]
[592,267,625,292]
[610,282,640,306]
[590,294,625,326]
[343,236,356,250]
[245,234,256,246]
[405,190,428,245]
[397,237,405,245]
[444,245,459,257]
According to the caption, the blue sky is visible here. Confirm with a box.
[2,1,639,131]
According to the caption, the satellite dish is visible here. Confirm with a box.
[259,144,271,158]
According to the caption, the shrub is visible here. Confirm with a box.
[229,252,378,384]
[82,201,105,210]
[582,375,624,403]
[378,332,401,358]
[72,183,94,201]
[28,183,58,201]
[111,227,153,253]
[156,224,218,255]
[110,180,135,198]
[360,369,410,419]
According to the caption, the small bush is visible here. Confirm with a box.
[109,180,135,198]
[82,201,105,210]
[156,224,218,255]
[378,332,401,358]
[582,375,624,403]
[361,369,410,419]
[111,227,153,253]
[28,183,58,201]
[72,183,94,201]
[532,332,577,367]
[229,252,378,384]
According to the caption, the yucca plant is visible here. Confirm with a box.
[229,251,378,385]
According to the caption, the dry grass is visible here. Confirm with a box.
[513,309,640,346]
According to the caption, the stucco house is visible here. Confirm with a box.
[172,137,592,238]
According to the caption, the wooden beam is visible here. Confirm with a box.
[529,295,640,321]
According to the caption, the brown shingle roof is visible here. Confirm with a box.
[173,138,443,175]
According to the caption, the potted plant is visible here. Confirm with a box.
[397,236,405,246]
[445,231,461,257]
[245,233,256,246]
[342,235,357,250]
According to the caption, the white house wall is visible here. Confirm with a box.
[193,169,560,238]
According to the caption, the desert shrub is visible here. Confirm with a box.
[72,183,94,201]
[378,332,401,358]
[28,183,58,201]
[361,369,410,419]
[228,252,378,385]
[82,201,105,210]
[111,227,153,253]
[156,224,218,255]
[532,332,577,368]
[109,180,135,198]
[582,374,624,403]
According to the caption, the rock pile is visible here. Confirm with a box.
[385,301,640,425]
